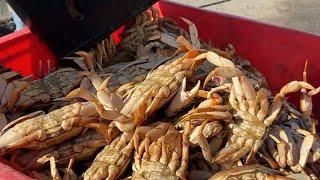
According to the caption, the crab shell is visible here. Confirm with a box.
[0,102,100,154]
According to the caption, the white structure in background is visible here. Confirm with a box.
[8,4,24,31]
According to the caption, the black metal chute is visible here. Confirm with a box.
[7,0,158,58]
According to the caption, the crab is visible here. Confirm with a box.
[1,67,84,113]
[194,51,317,165]
[0,102,116,154]
[65,35,204,133]
[132,122,190,180]
[83,132,135,180]
[263,119,320,175]
[11,129,118,172]
[208,165,303,180]
[175,90,232,162]
[84,122,171,180]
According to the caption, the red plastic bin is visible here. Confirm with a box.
[1,0,320,178]
[0,26,56,80]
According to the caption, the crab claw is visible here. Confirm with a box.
[279,81,314,97]
[203,67,243,88]
[196,51,235,68]
[197,51,242,89]
[180,17,201,49]
[165,78,201,117]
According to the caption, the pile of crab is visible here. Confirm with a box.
[0,8,319,180]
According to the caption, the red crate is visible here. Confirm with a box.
[1,0,320,178]
[0,26,57,79]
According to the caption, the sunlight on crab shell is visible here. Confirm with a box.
[0,7,319,180]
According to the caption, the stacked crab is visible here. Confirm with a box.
[0,8,319,180]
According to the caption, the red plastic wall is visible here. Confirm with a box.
[0,27,56,79]
[0,0,320,178]
[0,160,31,180]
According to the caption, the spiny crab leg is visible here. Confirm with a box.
[74,51,95,70]
[175,90,231,164]
[178,106,232,124]
[178,91,231,122]
[174,17,204,52]
[84,71,124,112]
[165,77,201,117]
[176,36,196,52]
[198,90,223,105]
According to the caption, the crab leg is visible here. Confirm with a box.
[265,81,315,127]
[165,77,200,117]
[258,143,280,169]
[84,132,134,180]
[269,134,287,168]
[297,129,314,168]
[214,136,255,164]
[180,17,201,49]
[50,156,62,180]
[193,121,214,162]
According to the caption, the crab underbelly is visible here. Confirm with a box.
[132,161,178,180]
[236,120,266,140]
[120,68,183,117]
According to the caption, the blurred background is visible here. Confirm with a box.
[0,0,23,36]
[168,0,320,35]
